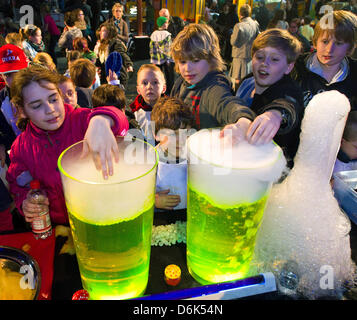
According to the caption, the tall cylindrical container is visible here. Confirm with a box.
[187,128,286,284]
[58,137,158,300]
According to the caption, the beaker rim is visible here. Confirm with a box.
[187,128,284,171]
[57,137,159,185]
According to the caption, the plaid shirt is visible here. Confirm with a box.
[149,30,173,65]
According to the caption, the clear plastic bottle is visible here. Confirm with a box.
[27,180,52,239]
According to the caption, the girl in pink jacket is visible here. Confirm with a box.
[6,66,129,226]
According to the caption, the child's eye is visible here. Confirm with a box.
[32,104,41,110]
[192,59,200,63]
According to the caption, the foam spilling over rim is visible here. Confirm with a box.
[188,129,283,170]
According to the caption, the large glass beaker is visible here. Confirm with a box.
[187,128,286,284]
[58,137,158,300]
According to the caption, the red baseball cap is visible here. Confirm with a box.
[0,44,29,74]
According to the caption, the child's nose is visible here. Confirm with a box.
[45,102,56,113]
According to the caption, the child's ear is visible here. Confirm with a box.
[162,83,167,94]
[285,62,295,75]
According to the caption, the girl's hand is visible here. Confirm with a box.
[155,189,181,210]
[82,115,120,179]
[220,117,251,145]
[22,197,50,223]
[246,110,282,145]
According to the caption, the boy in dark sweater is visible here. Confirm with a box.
[291,10,357,111]
[236,28,305,167]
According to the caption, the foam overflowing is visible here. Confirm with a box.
[187,129,286,206]
[251,91,355,299]
[59,140,157,225]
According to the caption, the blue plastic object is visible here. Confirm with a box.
[134,273,277,300]
[105,52,122,78]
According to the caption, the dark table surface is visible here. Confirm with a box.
[50,211,357,301]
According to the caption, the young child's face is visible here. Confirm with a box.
[136,69,166,106]
[315,32,351,68]
[58,80,78,107]
[252,47,294,93]
[177,59,211,85]
[22,81,65,131]
[157,128,193,160]
[341,138,357,161]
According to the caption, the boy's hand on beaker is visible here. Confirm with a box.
[220,117,251,145]
[155,189,181,210]
[246,110,282,145]
[82,115,120,180]
[22,197,50,223]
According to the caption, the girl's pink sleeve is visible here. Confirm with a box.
[6,140,30,216]
[87,106,129,136]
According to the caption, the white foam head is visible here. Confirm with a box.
[187,129,286,206]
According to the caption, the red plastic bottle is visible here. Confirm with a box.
[27,180,52,239]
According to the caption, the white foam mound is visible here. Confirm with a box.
[60,143,157,225]
[252,91,355,298]
[187,129,286,206]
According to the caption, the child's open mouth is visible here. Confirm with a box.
[258,70,269,78]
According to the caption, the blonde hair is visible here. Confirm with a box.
[19,24,41,41]
[313,10,357,53]
[112,2,124,14]
[252,28,302,63]
[33,52,57,72]
[137,64,166,84]
[5,32,22,47]
[171,23,225,72]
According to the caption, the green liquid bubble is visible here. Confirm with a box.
[68,206,154,300]
[187,185,268,284]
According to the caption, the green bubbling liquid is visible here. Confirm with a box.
[187,185,268,284]
[68,206,154,300]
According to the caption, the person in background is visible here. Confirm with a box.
[129,64,167,144]
[236,28,304,167]
[288,18,311,53]
[253,0,270,31]
[92,84,140,130]
[299,15,314,43]
[33,52,57,73]
[73,8,92,43]
[145,0,155,36]
[0,44,29,139]
[5,32,23,48]
[150,16,175,94]
[41,3,61,65]
[106,2,129,44]
[58,75,81,109]
[291,10,357,111]
[69,58,97,108]
[73,37,97,63]
[159,7,185,40]
[151,96,195,213]
[267,9,289,30]
[6,65,129,226]
[20,24,46,61]
[229,4,260,91]
[58,11,83,55]
[94,22,133,88]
